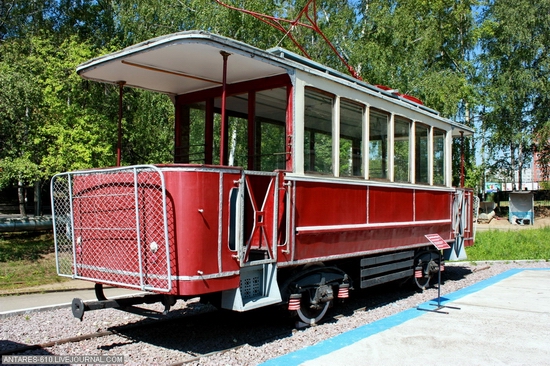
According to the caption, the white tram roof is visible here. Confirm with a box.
[77,30,474,136]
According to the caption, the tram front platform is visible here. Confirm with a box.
[261,268,550,366]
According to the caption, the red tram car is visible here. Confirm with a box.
[51,31,474,325]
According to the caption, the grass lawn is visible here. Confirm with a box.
[467,227,550,261]
[0,232,69,291]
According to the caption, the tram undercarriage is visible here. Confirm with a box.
[68,248,444,325]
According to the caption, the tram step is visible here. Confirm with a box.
[220,263,282,312]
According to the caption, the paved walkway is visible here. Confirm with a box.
[262,269,550,366]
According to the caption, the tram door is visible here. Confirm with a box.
[223,170,284,311]
[234,171,282,266]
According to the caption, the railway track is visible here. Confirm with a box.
[0,308,214,357]
[0,301,300,364]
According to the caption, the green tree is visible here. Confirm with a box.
[355,0,479,187]
[121,90,174,165]
[478,0,550,188]
[0,0,56,40]
[0,39,44,215]
[34,36,117,175]
[0,34,118,214]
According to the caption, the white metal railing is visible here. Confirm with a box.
[51,165,172,292]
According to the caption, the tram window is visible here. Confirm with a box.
[177,103,206,163]
[260,122,286,170]
[369,111,389,179]
[433,128,446,185]
[415,123,429,184]
[228,115,249,168]
[304,88,333,174]
[340,100,363,177]
[394,118,411,182]
[256,88,287,171]
[213,94,249,167]
[180,86,287,170]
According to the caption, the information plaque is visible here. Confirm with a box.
[425,234,451,250]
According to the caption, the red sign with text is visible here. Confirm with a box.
[425,234,451,250]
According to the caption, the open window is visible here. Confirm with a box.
[176,102,207,163]
[175,77,290,172]
[433,128,446,185]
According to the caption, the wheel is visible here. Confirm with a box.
[413,250,440,290]
[281,265,347,326]
[296,285,333,325]
[296,291,330,326]
[414,270,432,290]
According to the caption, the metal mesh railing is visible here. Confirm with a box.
[51,165,172,292]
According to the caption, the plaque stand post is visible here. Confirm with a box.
[417,234,461,314]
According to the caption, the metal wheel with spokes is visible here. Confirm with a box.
[281,265,348,326]
[297,297,330,326]
[413,250,441,290]
[414,271,432,290]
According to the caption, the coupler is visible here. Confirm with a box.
[71,284,175,321]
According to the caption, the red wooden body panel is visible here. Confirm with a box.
[68,167,243,296]
[295,182,367,226]
[162,168,241,295]
[415,190,451,221]
[175,276,240,294]
[291,179,454,262]
[66,167,465,297]
[165,171,220,275]
[369,187,413,223]
[295,223,451,259]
